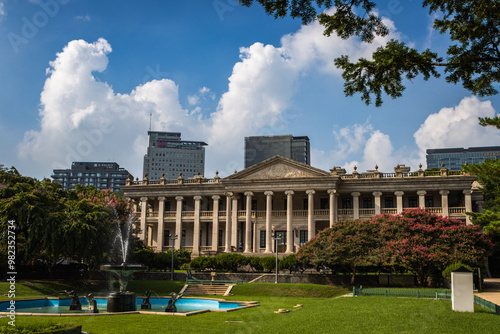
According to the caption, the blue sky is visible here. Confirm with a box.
[1,0,499,180]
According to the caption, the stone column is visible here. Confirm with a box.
[352,192,360,219]
[212,195,220,252]
[175,196,183,250]
[463,189,472,225]
[193,196,202,256]
[264,191,274,253]
[147,225,153,247]
[225,192,233,253]
[232,196,238,250]
[244,192,253,253]
[157,197,165,252]
[417,190,427,209]
[373,191,382,215]
[328,189,338,227]
[306,190,315,241]
[140,197,148,243]
[395,191,404,214]
[285,190,294,253]
[440,190,450,217]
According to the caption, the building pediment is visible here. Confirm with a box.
[225,156,330,180]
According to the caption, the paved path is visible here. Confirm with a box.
[475,278,500,305]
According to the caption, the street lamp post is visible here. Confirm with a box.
[169,234,178,281]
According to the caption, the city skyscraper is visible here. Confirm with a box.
[426,146,500,170]
[143,131,208,180]
[52,162,131,192]
[244,135,310,168]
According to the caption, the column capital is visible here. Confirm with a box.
[394,191,404,197]
[417,190,427,196]
[463,189,473,195]
[264,191,274,196]
[306,189,315,195]
[439,190,450,196]
[351,192,361,197]
[175,196,184,201]
[212,195,221,201]
[157,196,166,201]
[285,190,294,196]
[327,189,337,195]
[140,197,149,202]
[193,195,202,201]
[244,191,254,197]
[225,191,234,197]
[372,191,382,197]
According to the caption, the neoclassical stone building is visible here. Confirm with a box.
[122,156,481,256]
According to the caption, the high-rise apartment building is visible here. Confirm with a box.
[143,131,208,180]
[52,162,131,192]
[426,146,500,170]
[244,135,310,168]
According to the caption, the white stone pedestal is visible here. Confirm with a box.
[451,267,474,312]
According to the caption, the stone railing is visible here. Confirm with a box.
[143,207,467,220]
[125,168,468,187]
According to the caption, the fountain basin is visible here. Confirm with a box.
[107,292,137,312]
[0,297,255,315]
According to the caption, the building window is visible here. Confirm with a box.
[218,230,223,247]
[425,196,434,208]
[362,197,373,209]
[181,230,186,247]
[164,230,170,247]
[251,199,258,211]
[342,197,352,209]
[299,230,308,246]
[260,230,266,248]
[384,197,394,208]
[320,198,329,210]
[408,196,418,208]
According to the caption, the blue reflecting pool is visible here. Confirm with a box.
[0,297,254,315]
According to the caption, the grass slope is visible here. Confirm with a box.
[1,281,499,334]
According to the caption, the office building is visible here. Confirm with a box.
[427,146,500,170]
[52,162,131,192]
[244,135,310,168]
[123,156,479,255]
[143,131,208,180]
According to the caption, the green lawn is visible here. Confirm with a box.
[1,281,499,334]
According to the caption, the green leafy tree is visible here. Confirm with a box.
[463,159,500,235]
[239,0,500,115]
[0,169,65,271]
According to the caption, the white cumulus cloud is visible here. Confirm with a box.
[414,96,500,164]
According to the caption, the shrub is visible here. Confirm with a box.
[247,256,264,272]
[260,256,277,272]
[215,253,246,272]
[442,262,474,282]
[278,254,298,271]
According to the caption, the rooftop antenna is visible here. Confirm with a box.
[149,112,152,131]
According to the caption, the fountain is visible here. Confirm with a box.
[100,209,147,313]
[66,290,81,311]
[165,292,184,313]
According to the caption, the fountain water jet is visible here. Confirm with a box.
[100,209,146,312]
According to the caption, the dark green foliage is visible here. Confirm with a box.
[247,256,264,272]
[442,262,474,282]
[239,0,500,106]
[214,253,247,272]
[278,253,298,271]
[259,256,277,272]
[463,159,500,235]
[130,248,192,271]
